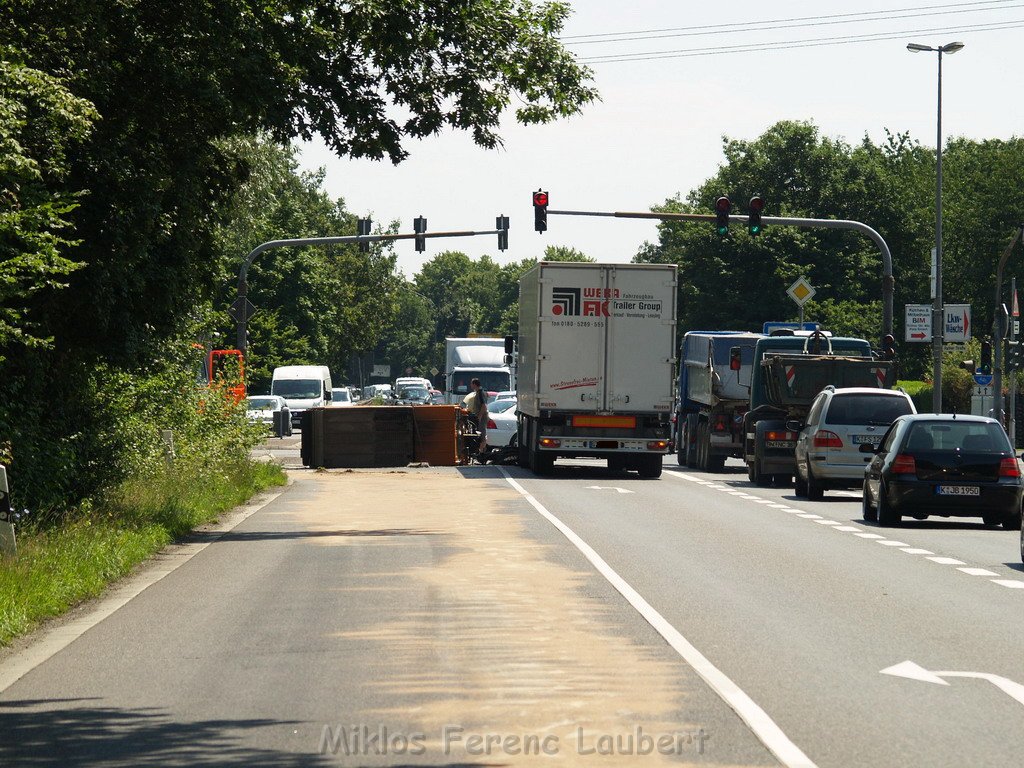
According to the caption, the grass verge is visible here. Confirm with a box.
[0,458,285,647]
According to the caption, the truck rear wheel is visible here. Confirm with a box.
[708,454,726,473]
[638,454,663,478]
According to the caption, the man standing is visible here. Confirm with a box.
[463,377,488,459]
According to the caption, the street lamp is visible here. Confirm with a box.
[907,41,964,414]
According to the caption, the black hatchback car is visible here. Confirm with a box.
[862,414,1023,528]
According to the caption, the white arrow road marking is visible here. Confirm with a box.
[584,485,634,494]
[881,661,1024,707]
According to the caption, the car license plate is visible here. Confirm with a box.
[766,440,795,449]
[852,434,878,445]
[936,485,980,497]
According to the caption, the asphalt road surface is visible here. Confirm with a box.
[2,451,1022,767]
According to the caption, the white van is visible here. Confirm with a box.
[270,365,332,427]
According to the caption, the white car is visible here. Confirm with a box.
[245,395,292,436]
[485,399,518,450]
[330,387,354,406]
[490,390,516,403]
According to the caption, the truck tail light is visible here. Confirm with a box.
[647,441,668,450]
[713,415,728,432]
[539,438,561,448]
[891,454,917,475]
[999,457,1021,477]
[812,430,843,448]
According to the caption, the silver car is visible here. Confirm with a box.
[794,386,916,500]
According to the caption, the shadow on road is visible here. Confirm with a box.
[186,528,438,543]
[0,699,315,767]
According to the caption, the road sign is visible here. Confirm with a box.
[1014,289,1020,318]
[974,373,994,387]
[430,366,439,377]
[228,297,257,322]
[371,364,391,378]
[943,304,971,342]
[786,277,816,307]
[904,304,931,342]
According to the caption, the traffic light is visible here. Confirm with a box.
[980,339,992,375]
[881,334,896,360]
[1007,341,1024,373]
[959,359,975,372]
[748,196,765,236]
[357,217,371,253]
[496,215,509,251]
[714,196,731,236]
[413,216,427,253]
[533,190,548,233]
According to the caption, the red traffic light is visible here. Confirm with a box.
[533,191,549,207]
[749,196,765,213]
[715,196,731,213]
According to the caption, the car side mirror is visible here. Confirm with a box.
[859,443,877,454]
[785,420,803,432]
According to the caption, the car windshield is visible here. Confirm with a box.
[903,421,1011,453]
[825,394,914,426]
[272,379,321,399]
[246,397,277,410]
[488,399,516,413]
[399,387,429,401]
[332,389,350,402]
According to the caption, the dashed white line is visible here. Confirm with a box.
[877,540,910,547]
[835,526,862,532]
[814,519,843,526]
[927,556,967,566]
[991,579,1024,589]
[855,533,886,539]
[958,567,999,577]
[797,514,823,519]
[900,548,934,555]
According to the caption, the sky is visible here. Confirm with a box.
[295,0,1024,279]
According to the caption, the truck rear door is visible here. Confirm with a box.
[604,265,677,413]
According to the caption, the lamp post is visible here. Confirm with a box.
[907,40,964,414]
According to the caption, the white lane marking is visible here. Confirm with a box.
[927,556,967,566]
[779,508,805,513]
[991,579,1024,589]
[876,540,910,547]
[835,526,862,532]
[736,494,761,500]
[766,503,788,508]
[814,520,842,526]
[0,488,286,694]
[881,660,1024,707]
[727,491,748,496]
[585,485,635,494]
[958,567,999,576]
[832,491,862,498]
[752,499,776,504]
[797,514,822,519]
[855,533,885,539]
[500,469,818,768]
[900,548,934,555]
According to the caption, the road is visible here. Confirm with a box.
[2,449,1022,767]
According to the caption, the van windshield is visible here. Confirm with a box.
[825,394,914,426]
[272,379,322,399]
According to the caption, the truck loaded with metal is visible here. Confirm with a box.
[515,262,677,477]
[743,331,896,486]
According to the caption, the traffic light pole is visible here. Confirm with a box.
[235,227,504,356]
[990,224,1024,428]
[547,209,895,339]
[1010,276,1017,446]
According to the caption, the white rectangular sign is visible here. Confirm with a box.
[904,304,931,342]
[371,364,391,378]
[944,304,971,342]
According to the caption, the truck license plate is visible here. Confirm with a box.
[765,440,795,449]
[936,485,980,497]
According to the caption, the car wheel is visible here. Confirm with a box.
[806,467,824,501]
[751,455,770,487]
[638,454,663,478]
[982,512,1006,527]
[877,481,901,527]
[794,467,808,497]
[862,480,877,522]
[1020,524,1024,565]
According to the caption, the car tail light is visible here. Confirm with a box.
[487,419,497,430]
[539,437,561,448]
[647,441,668,450]
[999,457,1021,477]
[812,430,843,448]
[892,454,917,474]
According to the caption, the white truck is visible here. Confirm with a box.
[444,337,512,404]
[515,262,677,477]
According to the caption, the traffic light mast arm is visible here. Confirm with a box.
[546,208,895,338]
[235,227,504,354]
